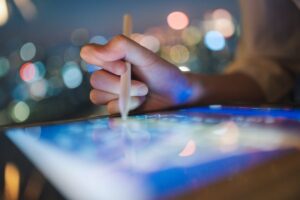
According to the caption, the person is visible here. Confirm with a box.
[80,0,300,114]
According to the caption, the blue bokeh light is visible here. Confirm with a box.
[62,62,83,89]
[204,31,225,51]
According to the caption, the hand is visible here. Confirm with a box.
[80,35,201,114]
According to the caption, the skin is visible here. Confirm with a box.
[80,35,265,114]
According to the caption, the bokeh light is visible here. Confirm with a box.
[20,62,36,82]
[4,163,20,200]
[33,61,46,80]
[0,57,10,77]
[80,60,102,73]
[0,0,9,26]
[62,61,83,89]
[71,28,89,46]
[139,35,160,53]
[89,35,108,45]
[202,8,235,39]
[181,26,202,46]
[178,66,191,72]
[14,0,37,21]
[167,11,189,30]
[204,31,225,51]
[212,8,232,21]
[20,42,36,61]
[170,45,190,64]
[11,101,30,122]
[212,9,234,38]
[12,84,29,101]
[29,79,48,100]
[19,61,45,82]
[214,18,235,38]
[179,140,196,157]
[131,33,144,43]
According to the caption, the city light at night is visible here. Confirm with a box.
[20,42,36,61]
[178,66,191,72]
[167,11,189,30]
[13,0,37,21]
[62,61,83,89]
[170,44,190,64]
[0,0,9,26]
[11,101,30,122]
[19,62,36,82]
[204,30,226,51]
[212,9,235,38]
[139,35,160,53]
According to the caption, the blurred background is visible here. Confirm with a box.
[0,0,240,126]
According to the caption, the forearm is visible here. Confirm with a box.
[187,72,266,105]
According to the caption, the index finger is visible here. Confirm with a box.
[80,44,127,75]
[80,35,161,73]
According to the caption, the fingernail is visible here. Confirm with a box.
[130,98,140,110]
[137,85,148,96]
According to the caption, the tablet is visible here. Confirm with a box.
[1,106,300,200]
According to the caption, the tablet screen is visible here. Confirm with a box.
[5,106,300,200]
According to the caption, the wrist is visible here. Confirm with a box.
[182,72,206,106]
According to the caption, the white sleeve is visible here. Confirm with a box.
[225,0,300,102]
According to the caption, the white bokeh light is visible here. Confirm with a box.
[0,0,9,26]
[20,42,36,61]
[62,62,83,89]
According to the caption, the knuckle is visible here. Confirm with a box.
[110,34,127,49]
[107,101,118,114]
[90,73,96,87]
[80,46,89,59]
[90,72,100,88]
[114,34,126,42]
[90,90,98,104]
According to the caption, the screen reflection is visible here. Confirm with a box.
[6,107,300,200]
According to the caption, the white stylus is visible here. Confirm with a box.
[119,14,132,120]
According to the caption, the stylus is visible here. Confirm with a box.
[119,14,132,120]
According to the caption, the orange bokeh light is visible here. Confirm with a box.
[211,8,235,38]
[212,8,232,21]
[167,11,189,30]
